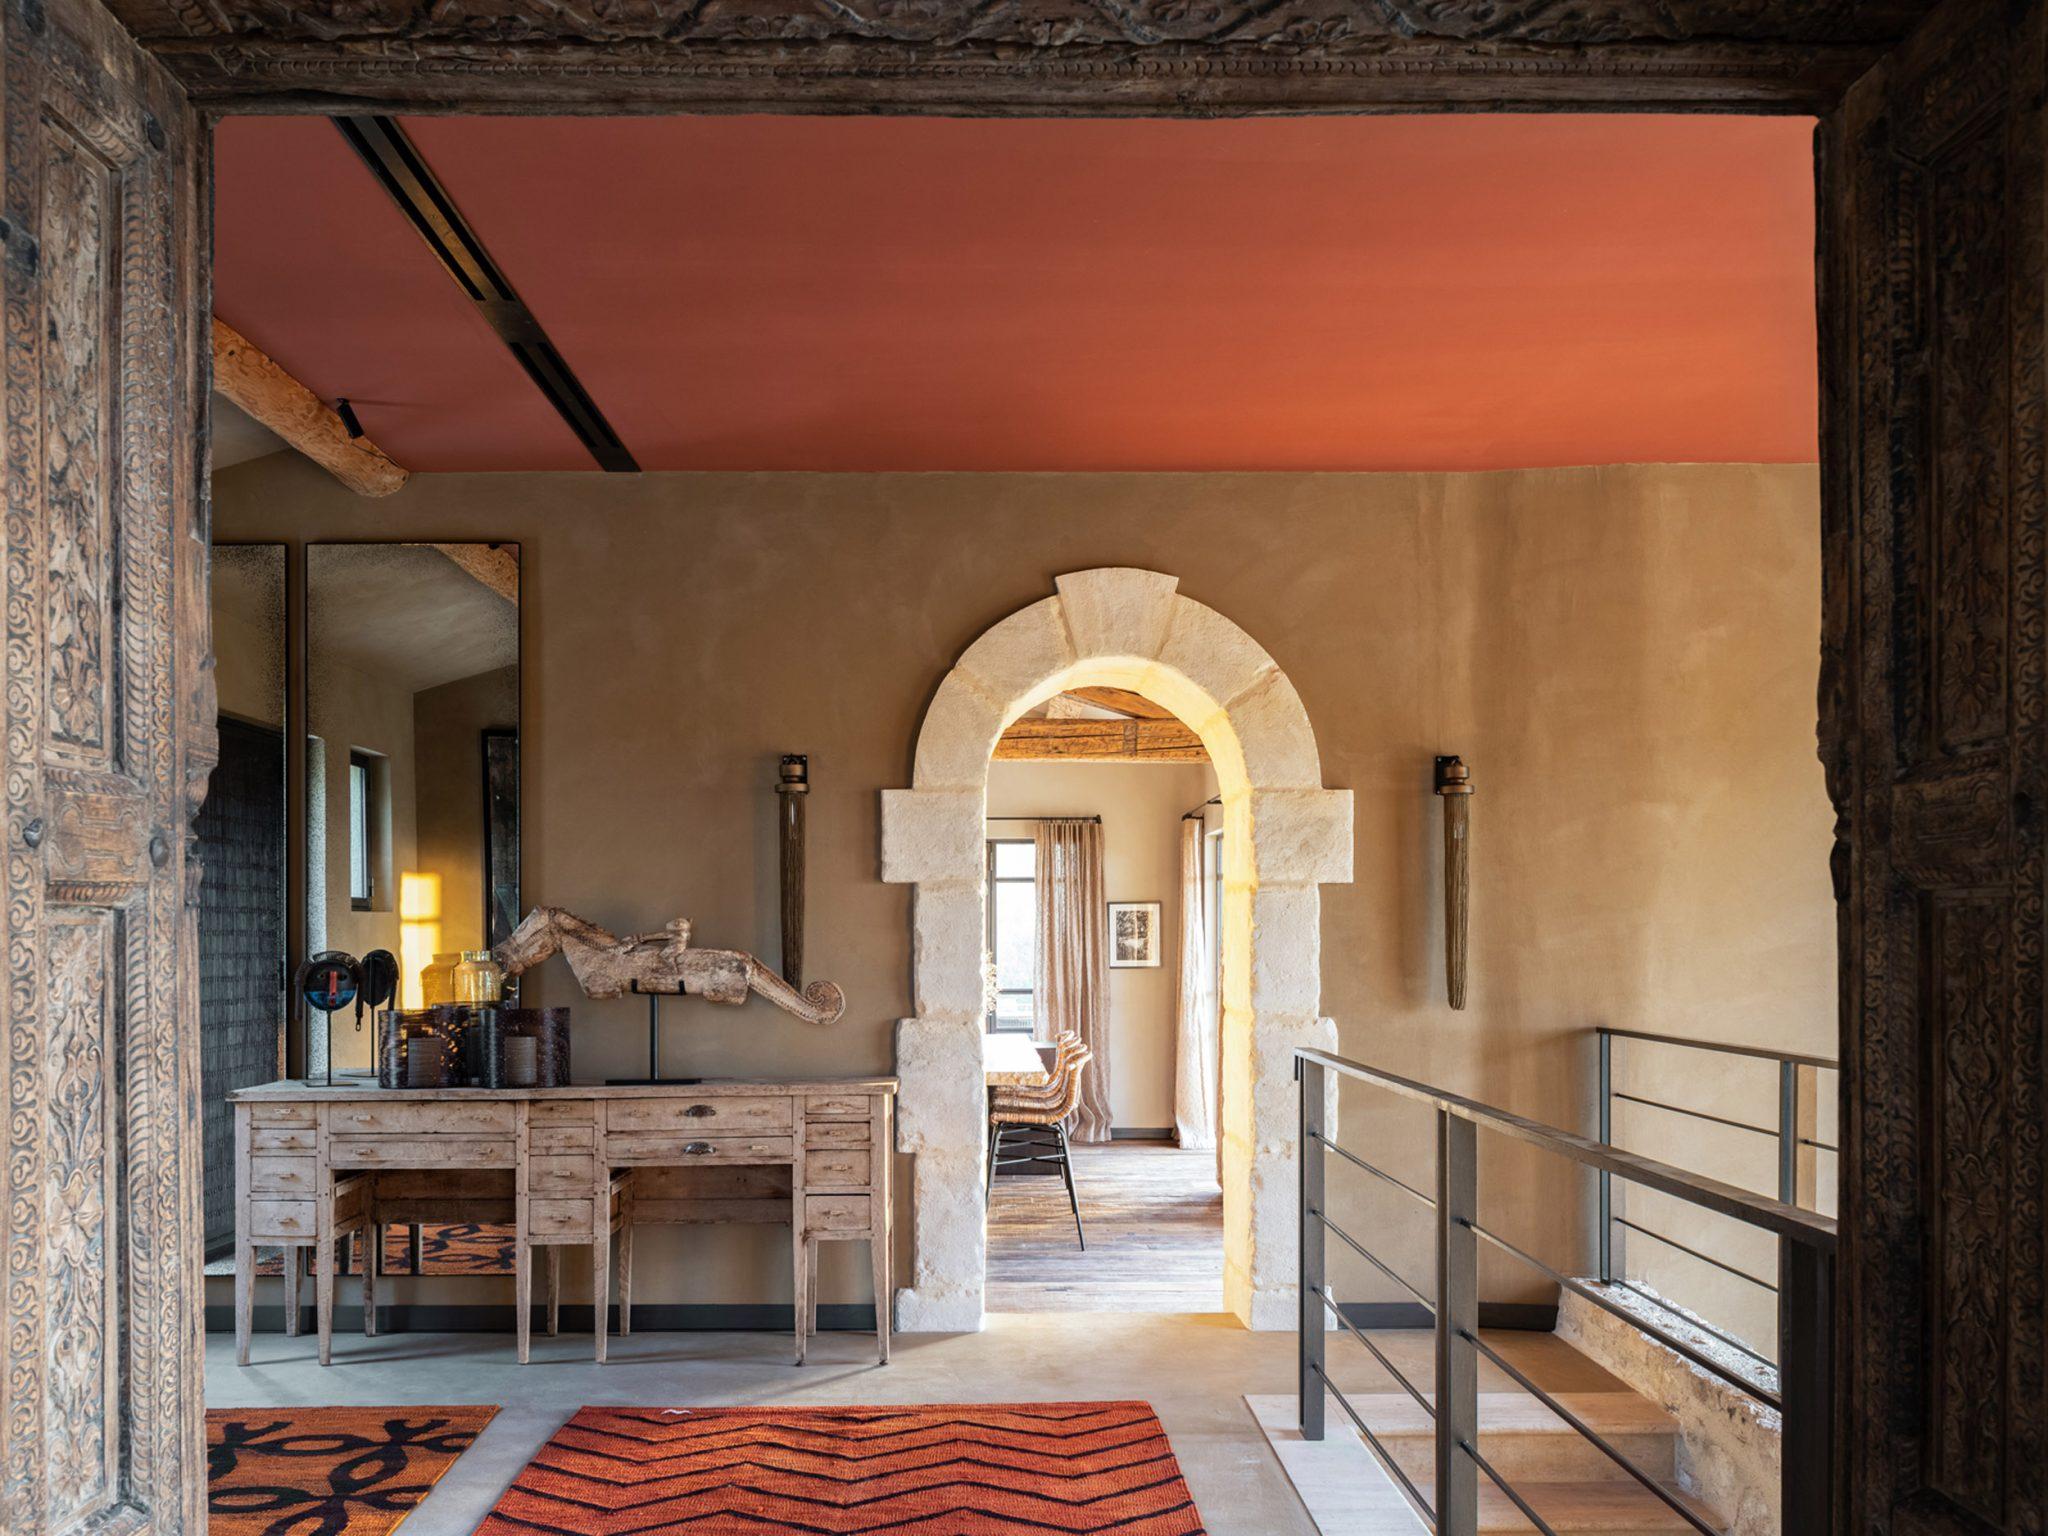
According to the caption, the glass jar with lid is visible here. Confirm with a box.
[454,949,506,1006]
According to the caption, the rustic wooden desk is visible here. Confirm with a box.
[228,1077,896,1367]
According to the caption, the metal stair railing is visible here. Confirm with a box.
[1296,1046,1837,1536]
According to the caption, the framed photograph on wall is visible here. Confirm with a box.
[1109,901,1163,968]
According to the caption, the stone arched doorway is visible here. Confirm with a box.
[881,568,1352,1331]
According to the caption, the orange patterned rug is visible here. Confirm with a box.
[247,1223,517,1278]
[206,1406,496,1536]
[475,1403,1206,1535]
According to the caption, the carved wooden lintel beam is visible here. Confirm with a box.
[994,717,1207,762]
[211,316,410,497]
[1435,755,1472,1010]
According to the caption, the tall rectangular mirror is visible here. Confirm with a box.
[305,542,521,1077]
[200,543,288,1253]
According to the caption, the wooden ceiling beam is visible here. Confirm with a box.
[1064,685,1174,719]
[211,317,409,497]
[994,717,1207,763]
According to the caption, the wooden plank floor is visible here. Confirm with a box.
[986,1140,1224,1314]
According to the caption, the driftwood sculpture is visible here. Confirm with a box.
[493,906,846,1026]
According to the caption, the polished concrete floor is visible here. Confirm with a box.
[206,1315,1613,1535]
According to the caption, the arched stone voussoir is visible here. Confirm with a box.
[953,595,1075,720]
[1158,593,1279,714]
[912,671,1008,790]
[1201,668,1321,790]
[1054,568,1181,663]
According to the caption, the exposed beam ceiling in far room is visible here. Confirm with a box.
[212,113,1818,477]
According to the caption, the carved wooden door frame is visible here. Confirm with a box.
[0,0,212,1531]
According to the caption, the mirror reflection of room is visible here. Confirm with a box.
[305,542,519,1076]
[197,543,287,1257]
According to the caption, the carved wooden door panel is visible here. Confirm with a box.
[1822,0,2046,1529]
[0,0,210,1533]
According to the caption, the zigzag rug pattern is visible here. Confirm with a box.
[475,1402,1207,1535]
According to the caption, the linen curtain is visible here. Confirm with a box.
[1034,817,1112,1142]
[1172,819,1219,1150]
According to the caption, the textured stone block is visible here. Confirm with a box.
[1223,670,1323,789]
[1250,788,1354,886]
[880,788,983,884]
[895,1016,985,1153]
[911,674,1005,789]
[1054,568,1179,661]
[911,884,986,1020]
[1249,886,1322,1017]
[956,595,1074,713]
[1158,593,1277,714]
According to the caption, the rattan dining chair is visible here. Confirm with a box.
[985,1038,1091,1249]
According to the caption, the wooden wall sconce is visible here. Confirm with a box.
[1434,756,1473,1010]
[777,755,809,988]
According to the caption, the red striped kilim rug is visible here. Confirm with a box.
[474,1403,1207,1535]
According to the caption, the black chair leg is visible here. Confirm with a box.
[1055,1121,1085,1250]
[986,1121,1003,1200]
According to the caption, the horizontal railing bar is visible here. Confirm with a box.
[1612,1216,1779,1293]
[1611,1091,1780,1140]
[1463,1330,1720,1536]
[1312,1130,1436,1210]
[1316,1285,1436,1419]
[1298,1048,1835,1247]
[1465,1220,1780,1406]
[1459,1438,1561,1536]
[1597,1027,1839,1073]
[1611,1279,1778,1376]
[1315,1207,1436,1313]
[1310,1359,1437,1530]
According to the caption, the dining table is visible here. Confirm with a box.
[982,1032,1050,1089]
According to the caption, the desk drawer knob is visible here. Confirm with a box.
[684,1141,715,1155]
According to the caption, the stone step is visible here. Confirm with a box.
[1350,1390,1681,1484]
[1451,1477,1723,1533]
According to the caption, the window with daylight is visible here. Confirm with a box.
[348,751,374,910]
[986,838,1037,1033]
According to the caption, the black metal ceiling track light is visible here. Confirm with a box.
[334,115,639,473]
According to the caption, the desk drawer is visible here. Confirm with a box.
[249,1155,316,1197]
[605,1097,791,1134]
[530,1154,594,1195]
[805,1093,872,1120]
[530,1099,595,1125]
[531,1126,594,1154]
[529,1198,592,1238]
[329,1136,513,1168]
[249,1200,316,1240]
[805,1149,871,1188]
[606,1132,792,1166]
[328,1102,514,1136]
[805,1194,872,1233]
[247,1103,316,1127]
[250,1127,316,1152]
[804,1120,869,1149]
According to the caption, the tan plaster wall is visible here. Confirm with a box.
[209,459,1831,1315]
[985,759,1217,1132]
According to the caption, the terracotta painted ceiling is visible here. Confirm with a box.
[213,114,1817,474]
